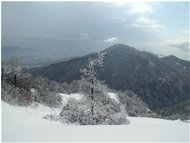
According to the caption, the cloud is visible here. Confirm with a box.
[181,30,189,35]
[129,3,153,14]
[21,33,91,41]
[143,37,190,53]
[140,36,190,57]
[112,16,126,21]
[107,2,153,14]
[132,16,167,31]
[106,2,129,8]
[20,34,60,40]
[79,33,91,40]
[40,34,59,39]
[104,37,119,43]
[169,38,190,52]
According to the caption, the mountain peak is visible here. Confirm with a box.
[106,44,136,51]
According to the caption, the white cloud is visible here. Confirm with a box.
[142,37,189,53]
[40,34,58,39]
[168,37,190,52]
[129,3,153,14]
[24,33,91,41]
[112,16,126,21]
[22,34,59,39]
[133,16,167,31]
[120,17,126,21]
[113,16,119,20]
[137,37,189,61]
[141,37,190,59]
[104,37,119,43]
[79,33,90,40]
[181,30,189,35]
[106,2,129,8]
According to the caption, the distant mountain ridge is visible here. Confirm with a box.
[31,44,190,111]
[2,46,82,67]
[157,100,190,120]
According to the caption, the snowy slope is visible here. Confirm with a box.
[58,93,83,105]
[2,93,190,142]
[107,92,120,103]
[59,92,119,104]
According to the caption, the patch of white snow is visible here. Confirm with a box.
[107,92,120,103]
[58,93,83,105]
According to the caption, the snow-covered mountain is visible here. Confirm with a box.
[2,92,189,142]
[31,44,190,111]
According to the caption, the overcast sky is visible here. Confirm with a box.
[2,2,190,60]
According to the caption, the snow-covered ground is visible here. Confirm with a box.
[58,93,83,105]
[107,92,120,103]
[2,93,190,142]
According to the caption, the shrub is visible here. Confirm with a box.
[1,82,33,105]
[59,93,129,125]
[32,77,62,108]
[118,91,154,117]
[1,58,62,107]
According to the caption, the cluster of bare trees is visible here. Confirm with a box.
[2,58,31,91]
[1,58,33,104]
[1,58,62,107]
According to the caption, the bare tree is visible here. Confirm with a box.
[80,51,107,116]
[60,51,129,125]
[1,57,33,104]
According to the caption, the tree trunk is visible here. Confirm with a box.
[14,74,17,87]
[1,67,4,81]
[91,78,94,115]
